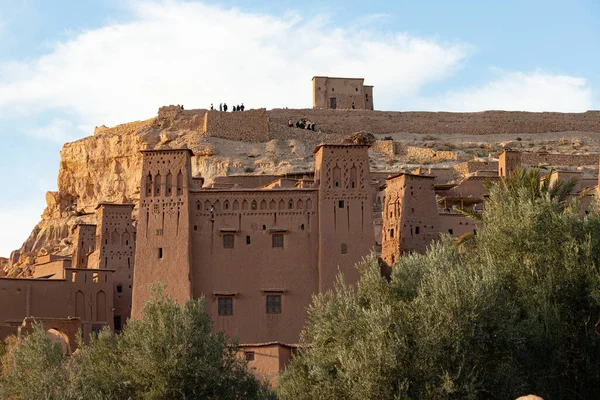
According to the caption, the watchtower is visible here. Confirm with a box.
[131,148,194,318]
[314,144,375,291]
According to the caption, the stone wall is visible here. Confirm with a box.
[203,109,269,142]
[371,140,456,161]
[405,146,458,161]
[454,160,499,177]
[268,109,600,136]
[520,152,599,166]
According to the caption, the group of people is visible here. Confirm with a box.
[288,119,317,131]
[210,103,245,112]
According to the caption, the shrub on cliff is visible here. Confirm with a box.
[279,169,600,399]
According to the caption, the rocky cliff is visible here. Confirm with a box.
[5,107,600,276]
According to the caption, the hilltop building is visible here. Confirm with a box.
[312,76,374,110]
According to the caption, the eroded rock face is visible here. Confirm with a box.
[5,108,600,276]
[4,115,329,276]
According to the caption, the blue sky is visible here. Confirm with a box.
[0,0,598,257]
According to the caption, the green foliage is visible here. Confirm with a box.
[65,327,131,400]
[119,285,267,399]
[1,287,268,400]
[0,325,67,400]
[280,169,600,399]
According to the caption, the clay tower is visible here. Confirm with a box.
[314,144,375,291]
[131,149,194,318]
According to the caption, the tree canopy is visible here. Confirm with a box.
[279,168,600,399]
[0,286,269,400]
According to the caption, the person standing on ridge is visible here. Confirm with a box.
[210,103,214,110]
[223,103,228,112]
[219,103,222,112]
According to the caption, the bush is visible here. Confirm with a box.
[279,169,600,399]
[1,287,269,400]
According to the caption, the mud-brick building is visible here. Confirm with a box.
[312,76,374,110]
[132,144,376,345]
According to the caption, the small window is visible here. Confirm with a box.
[267,295,281,314]
[246,235,251,245]
[448,229,453,235]
[194,225,197,231]
[338,200,344,208]
[218,297,233,316]
[262,224,266,231]
[114,315,122,331]
[288,200,293,209]
[415,227,420,234]
[251,201,257,210]
[244,351,255,361]
[301,224,305,231]
[390,229,394,238]
[341,243,348,254]
[116,284,123,293]
[158,248,163,259]
[223,234,234,249]
[272,234,284,248]
[156,229,163,236]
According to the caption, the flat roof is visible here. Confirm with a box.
[313,143,370,154]
[312,76,365,81]
[386,172,435,181]
[190,188,317,193]
[140,148,195,156]
[238,341,300,349]
[96,202,135,210]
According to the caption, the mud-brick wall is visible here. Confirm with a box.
[405,146,458,161]
[268,109,600,136]
[204,108,270,142]
[520,152,599,167]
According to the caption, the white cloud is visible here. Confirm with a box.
[0,200,45,258]
[420,69,593,112]
[28,118,77,142]
[0,0,469,129]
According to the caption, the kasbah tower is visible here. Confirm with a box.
[131,143,375,344]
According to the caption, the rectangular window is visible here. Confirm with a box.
[448,229,453,235]
[338,200,344,208]
[244,351,255,361]
[246,235,251,245]
[415,226,420,234]
[158,248,163,259]
[114,315,122,331]
[223,234,234,249]
[341,243,348,254]
[272,234,284,248]
[218,297,233,316]
[267,295,281,314]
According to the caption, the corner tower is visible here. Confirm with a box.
[131,149,194,318]
[498,150,521,177]
[95,203,135,330]
[381,173,440,266]
[314,144,375,291]
[72,224,96,269]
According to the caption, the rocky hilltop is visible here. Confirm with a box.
[5,107,600,276]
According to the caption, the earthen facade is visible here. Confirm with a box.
[132,145,375,344]
[312,76,374,110]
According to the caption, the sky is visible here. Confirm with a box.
[0,0,598,257]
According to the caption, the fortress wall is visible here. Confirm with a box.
[520,152,599,166]
[204,109,269,142]
[454,160,499,177]
[405,146,458,161]
[268,109,600,136]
